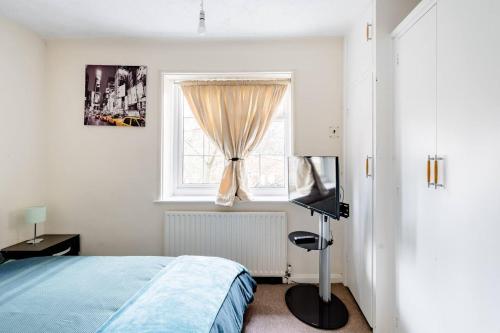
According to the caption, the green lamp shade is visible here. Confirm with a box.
[25,206,46,225]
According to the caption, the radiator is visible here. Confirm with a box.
[164,211,287,277]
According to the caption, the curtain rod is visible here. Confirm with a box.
[177,79,291,86]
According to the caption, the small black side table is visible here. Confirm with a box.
[0,234,80,260]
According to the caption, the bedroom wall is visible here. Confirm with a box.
[0,18,47,249]
[44,37,345,280]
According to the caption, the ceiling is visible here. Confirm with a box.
[0,0,370,39]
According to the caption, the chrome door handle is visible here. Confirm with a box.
[366,23,373,41]
[428,155,444,189]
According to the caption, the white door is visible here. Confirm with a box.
[345,70,374,326]
[433,0,500,331]
[394,5,440,333]
[345,4,373,85]
[345,2,374,325]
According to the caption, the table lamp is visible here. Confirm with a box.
[25,206,46,244]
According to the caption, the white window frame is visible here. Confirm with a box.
[160,72,293,200]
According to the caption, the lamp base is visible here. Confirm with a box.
[26,238,44,244]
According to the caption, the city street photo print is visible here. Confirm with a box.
[84,65,147,127]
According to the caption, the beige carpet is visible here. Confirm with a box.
[243,283,372,333]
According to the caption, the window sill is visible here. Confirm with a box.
[154,196,289,203]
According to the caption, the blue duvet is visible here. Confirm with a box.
[0,256,256,333]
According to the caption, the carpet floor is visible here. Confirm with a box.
[243,283,372,333]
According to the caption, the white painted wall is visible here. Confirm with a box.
[0,17,47,249]
[44,37,346,279]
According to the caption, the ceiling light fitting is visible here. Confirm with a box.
[198,0,206,35]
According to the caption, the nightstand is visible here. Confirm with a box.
[0,234,80,260]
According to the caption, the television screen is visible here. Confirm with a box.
[288,156,340,219]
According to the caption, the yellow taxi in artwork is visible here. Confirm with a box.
[109,114,122,125]
[115,116,145,127]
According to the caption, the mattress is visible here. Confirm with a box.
[0,256,255,333]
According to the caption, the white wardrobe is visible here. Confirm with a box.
[393,0,500,332]
[344,1,374,327]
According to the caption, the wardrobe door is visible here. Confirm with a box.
[394,5,440,333]
[345,4,373,85]
[434,0,500,331]
[345,70,374,326]
[345,2,374,325]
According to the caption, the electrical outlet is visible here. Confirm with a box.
[284,264,292,284]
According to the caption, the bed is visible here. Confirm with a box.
[0,255,256,333]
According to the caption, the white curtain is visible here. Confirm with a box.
[181,80,289,206]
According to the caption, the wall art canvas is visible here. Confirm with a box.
[84,65,147,127]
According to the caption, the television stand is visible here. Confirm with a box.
[286,214,349,330]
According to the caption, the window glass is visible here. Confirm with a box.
[180,90,287,189]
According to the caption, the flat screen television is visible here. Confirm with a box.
[288,156,340,219]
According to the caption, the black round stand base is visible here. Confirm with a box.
[285,284,349,330]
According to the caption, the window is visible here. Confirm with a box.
[161,73,292,199]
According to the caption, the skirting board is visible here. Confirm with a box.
[289,273,343,284]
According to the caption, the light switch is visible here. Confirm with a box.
[329,126,340,139]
